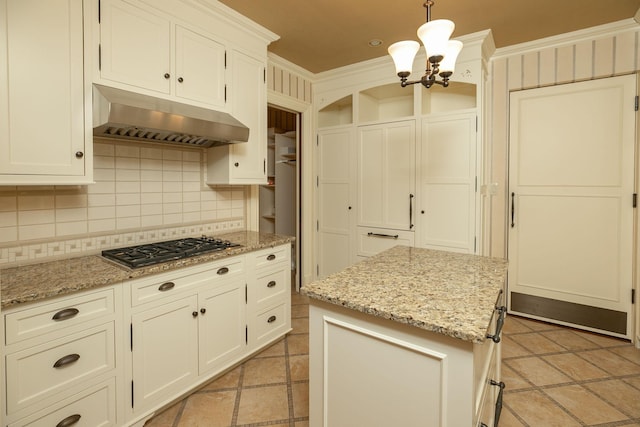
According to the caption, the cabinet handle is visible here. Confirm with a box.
[267,315,277,323]
[217,267,229,275]
[267,254,276,261]
[164,73,170,79]
[511,192,515,228]
[75,151,84,159]
[409,193,414,229]
[486,306,507,343]
[200,308,206,315]
[53,353,80,368]
[56,414,81,427]
[234,162,239,167]
[52,308,79,321]
[192,311,198,317]
[490,380,506,426]
[158,281,175,292]
[178,76,184,83]
[267,280,277,288]
[367,232,399,239]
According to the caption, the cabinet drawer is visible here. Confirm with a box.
[130,257,244,306]
[356,227,414,258]
[8,379,116,427]
[477,352,501,427]
[254,303,289,345]
[249,245,290,270]
[253,266,289,311]
[6,323,115,414]
[5,288,115,345]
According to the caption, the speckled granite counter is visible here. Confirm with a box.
[301,245,507,343]
[0,231,294,309]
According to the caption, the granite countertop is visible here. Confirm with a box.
[301,245,508,343]
[0,231,294,309]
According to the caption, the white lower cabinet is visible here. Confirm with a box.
[2,287,122,426]
[308,291,505,427]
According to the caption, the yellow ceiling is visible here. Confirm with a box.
[218,0,640,73]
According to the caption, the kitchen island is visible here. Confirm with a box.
[301,245,508,427]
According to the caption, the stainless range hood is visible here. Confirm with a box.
[92,84,250,148]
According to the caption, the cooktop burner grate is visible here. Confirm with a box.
[102,236,241,268]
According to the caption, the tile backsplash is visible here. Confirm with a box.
[0,139,246,266]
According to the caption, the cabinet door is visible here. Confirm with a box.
[99,0,171,94]
[131,295,198,412]
[229,50,267,183]
[198,280,246,374]
[0,0,88,180]
[175,25,226,108]
[418,113,477,253]
[316,127,356,278]
[357,120,416,231]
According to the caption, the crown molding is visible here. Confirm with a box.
[493,18,640,59]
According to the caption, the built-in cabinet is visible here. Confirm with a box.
[0,0,93,184]
[2,244,291,426]
[98,0,227,109]
[315,31,491,277]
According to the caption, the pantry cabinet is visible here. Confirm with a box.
[0,0,92,184]
[98,0,227,110]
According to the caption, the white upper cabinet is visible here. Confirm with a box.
[97,0,227,110]
[0,0,92,184]
[206,50,266,184]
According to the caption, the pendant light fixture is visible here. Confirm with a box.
[388,0,462,88]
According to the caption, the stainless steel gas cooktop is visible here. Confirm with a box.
[101,236,241,268]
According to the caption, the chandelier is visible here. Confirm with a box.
[388,0,463,89]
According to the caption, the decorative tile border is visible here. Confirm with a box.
[0,219,244,267]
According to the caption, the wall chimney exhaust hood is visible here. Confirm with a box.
[92,84,250,148]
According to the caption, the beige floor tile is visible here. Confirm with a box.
[289,354,309,381]
[509,332,566,355]
[503,390,581,426]
[288,333,309,355]
[610,345,640,365]
[586,379,640,418]
[501,335,533,359]
[242,356,287,386]
[144,401,182,426]
[505,357,572,386]
[255,339,286,358]
[542,353,609,381]
[503,316,534,334]
[578,349,640,376]
[501,364,531,391]
[178,390,236,427]
[624,376,640,390]
[545,384,627,425]
[513,317,562,332]
[291,304,309,319]
[291,317,309,334]
[236,385,290,425]
[295,422,310,427]
[497,407,527,427]
[540,329,602,351]
[291,291,310,306]
[573,330,630,347]
[200,366,241,391]
[292,381,309,418]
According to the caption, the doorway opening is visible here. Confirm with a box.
[261,106,301,290]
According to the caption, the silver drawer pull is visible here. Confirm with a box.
[158,282,175,292]
[56,414,81,427]
[267,254,276,261]
[267,315,277,323]
[486,306,507,343]
[367,232,399,239]
[52,308,79,321]
[217,267,229,275]
[267,280,277,288]
[53,353,80,368]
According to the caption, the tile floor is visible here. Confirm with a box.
[145,288,640,426]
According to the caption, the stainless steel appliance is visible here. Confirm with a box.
[102,236,241,268]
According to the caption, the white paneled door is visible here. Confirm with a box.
[508,75,636,338]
